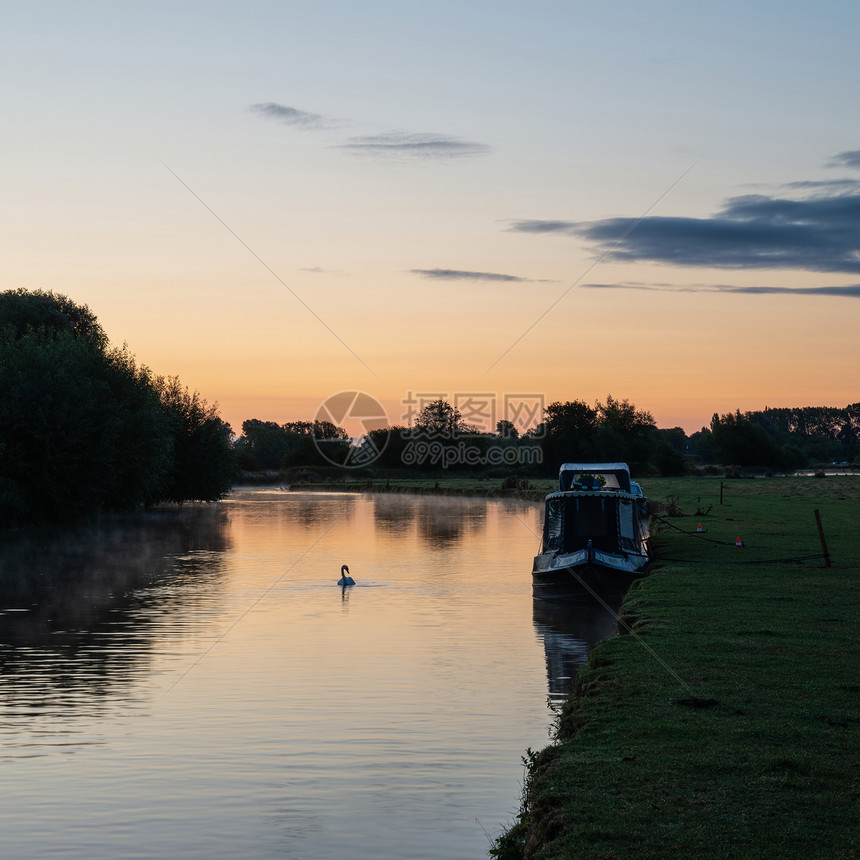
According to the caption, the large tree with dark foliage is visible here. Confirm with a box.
[709,410,787,468]
[236,419,349,470]
[153,376,235,503]
[538,399,599,466]
[0,288,108,350]
[412,399,470,438]
[0,289,234,523]
[536,397,688,476]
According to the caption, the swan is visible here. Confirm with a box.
[338,564,355,586]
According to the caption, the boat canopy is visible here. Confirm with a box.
[558,462,632,493]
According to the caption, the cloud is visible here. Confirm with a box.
[299,266,345,275]
[583,281,860,298]
[510,188,860,274]
[508,219,581,235]
[249,104,489,163]
[828,150,860,170]
[338,132,491,160]
[250,102,337,129]
[783,178,860,192]
[411,268,529,283]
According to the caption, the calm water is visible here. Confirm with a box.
[0,490,617,859]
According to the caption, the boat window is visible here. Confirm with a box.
[562,496,617,551]
[543,498,563,551]
[617,499,637,551]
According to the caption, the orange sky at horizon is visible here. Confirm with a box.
[90,269,858,437]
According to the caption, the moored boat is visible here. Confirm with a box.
[532,462,650,597]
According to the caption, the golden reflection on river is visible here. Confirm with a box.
[0,490,615,859]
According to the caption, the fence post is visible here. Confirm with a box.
[814,509,832,568]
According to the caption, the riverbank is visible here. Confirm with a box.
[253,474,557,502]
[492,475,859,859]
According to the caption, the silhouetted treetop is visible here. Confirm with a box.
[0,288,108,350]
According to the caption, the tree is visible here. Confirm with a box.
[0,330,174,520]
[0,289,234,522]
[282,420,349,468]
[538,397,686,475]
[687,427,714,462]
[154,377,235,502]
[544,400,599,438]
[657,427,688,454]
[97,346,174,508]
[496,419,519,439]
[412,400,465,438]
[709,411,782,468]
[238,419,289,470]
[540,400,598,469]
[362,425,410,469]
[0,288,108,350]
[594,396,656,466]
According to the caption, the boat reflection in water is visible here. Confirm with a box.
[531,463,650,701]
[532,586,627,703]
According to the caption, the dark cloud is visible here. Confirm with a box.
[784,178,860,192]
[510,190,860,274]
[250,102,336,129]
[583,281,860,298]
[338,132,491,160]
[411,268,528,282]
[828,150,860,170]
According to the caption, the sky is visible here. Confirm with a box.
[4,1,860,435]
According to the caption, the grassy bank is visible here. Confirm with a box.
[493,476,859,859]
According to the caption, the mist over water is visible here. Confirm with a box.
[0,491,615,859]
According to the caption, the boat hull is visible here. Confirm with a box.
[532,548,648,598]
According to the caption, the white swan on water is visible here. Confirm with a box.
[338,564,355,586]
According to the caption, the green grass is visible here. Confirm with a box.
[493,476,860,859]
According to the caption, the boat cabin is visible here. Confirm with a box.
[541,462,649,558]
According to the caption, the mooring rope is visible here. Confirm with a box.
[649,515,827,565]
[651,513,737,545]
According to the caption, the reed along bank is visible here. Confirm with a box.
[493,476,859,859]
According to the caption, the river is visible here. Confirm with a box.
[0,489,618,859]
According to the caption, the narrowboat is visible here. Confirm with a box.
[533,462,650,596]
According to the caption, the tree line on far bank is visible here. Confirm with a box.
[0,289,234,524]
[236,397,860,478]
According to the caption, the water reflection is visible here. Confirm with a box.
[416,497,487,546]
[290,493,357,528]
[532,591,624,702]
[372,494,416,534]
[229,488,358,531]
[0,506,230,715]
[370,493,498,547]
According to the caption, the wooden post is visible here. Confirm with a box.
[814,509,832,568]
[720,481,724,505]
